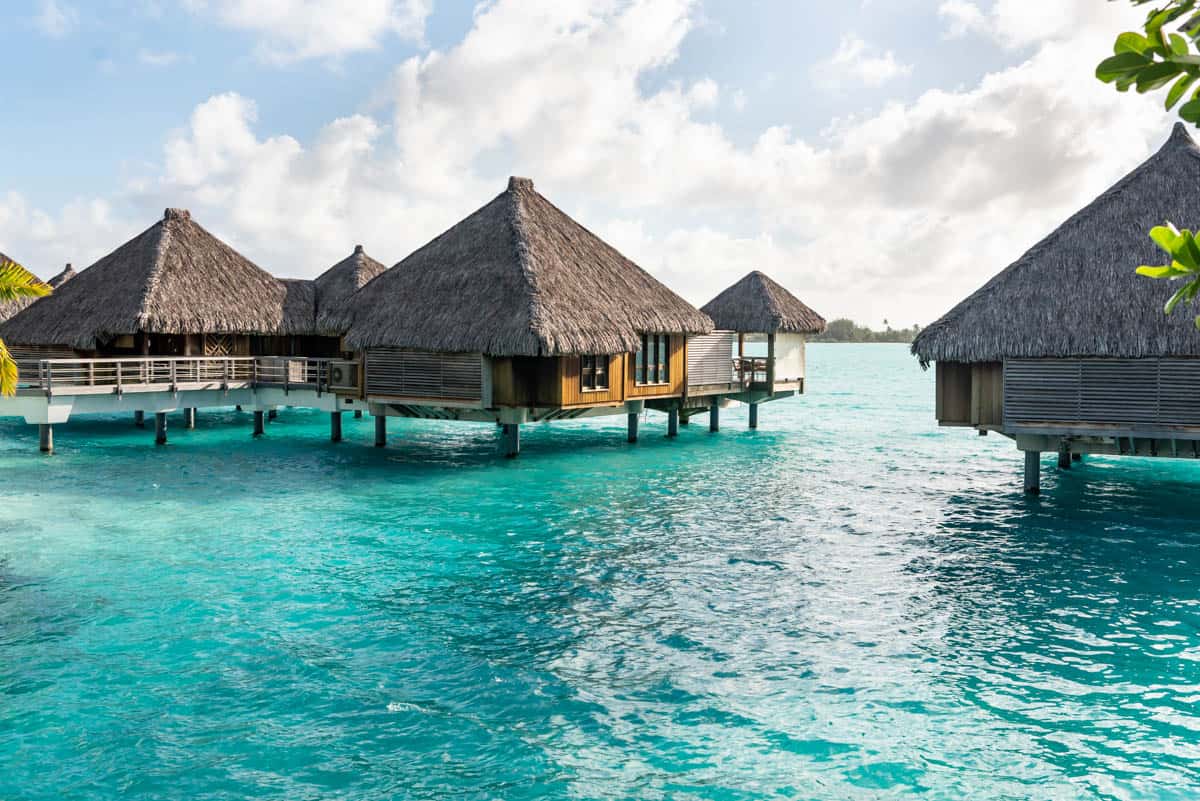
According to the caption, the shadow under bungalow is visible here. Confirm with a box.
[0,177,825,457]
[913,123,1200,494]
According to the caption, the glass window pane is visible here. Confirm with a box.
[661,336,669,383]
[636,336,645,384]
[595,356,607,389]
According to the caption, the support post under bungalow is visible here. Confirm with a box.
[354,409,363,419]
[1058,442,1072,470]
[749,402,759,430]
[709,398,720,432]
[38,424,53,455]
[1024,451,1041,495]
[330,412,342,443]
[183,408,196,429]
[155,412,168,446]
[679,413,690,427]
[374,415,387,448]
[134,410,145,428]
[667,409,679,438]
[253,410,264,437]
[627,413,639,444]
[501,423,520,458]
[268,408,278,421]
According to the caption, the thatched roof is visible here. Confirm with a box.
[0,209,316,348]
[327,177,713,355]
[701,271,826,334]
[313,245,385,332]
[913,124,1200,366]
[48,263,76,289]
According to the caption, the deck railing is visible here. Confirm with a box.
[734,356,772,386]
[20,357,360,397]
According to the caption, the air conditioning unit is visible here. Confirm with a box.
[327,360,359,391]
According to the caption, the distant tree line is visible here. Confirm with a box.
[812,318,923,343]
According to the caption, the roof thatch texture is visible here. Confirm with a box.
[0,252,43,324]
[0,209,316,348]
[701,271,826,334]
[313,245,386,333]
[48,263,76,289]
[326,177,713,355]
[913,124,1200,366]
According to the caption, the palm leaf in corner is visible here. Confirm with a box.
[0,259,52,396]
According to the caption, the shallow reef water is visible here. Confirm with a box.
[2,344,1200,800]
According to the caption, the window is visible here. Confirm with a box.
[581,354,609,391]
[636,334,671,385]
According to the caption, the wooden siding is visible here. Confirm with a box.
[491,356,562,407]
[366,348,483,401]
[686,332,735,386]
[1004,358,1200,428]
[627,336,685,398]
[935,361,972,426]
[971,363,1003,427]
[562,354,625,406]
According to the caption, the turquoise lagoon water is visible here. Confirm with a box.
[2,344,1200,800]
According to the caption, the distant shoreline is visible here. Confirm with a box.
[811,318,922,345]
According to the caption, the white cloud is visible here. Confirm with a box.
[34,0,77,38]
[812,34,913,89]
[2,0,1177,326]
[938,1,985,39]
[137,49,184,67]
[185,0,432,63]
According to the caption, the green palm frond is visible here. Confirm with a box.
[0,260,51,303]
[0,337,18,397]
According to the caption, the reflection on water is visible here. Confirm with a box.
[2,344,1200,800]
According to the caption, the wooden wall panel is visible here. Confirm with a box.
[627,337,685,399]
[562,354,625,407]
[970,362,1003,426]
[936,361,972,426]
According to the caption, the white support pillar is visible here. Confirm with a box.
[1024,451,1041,495]
[627,412,639,443]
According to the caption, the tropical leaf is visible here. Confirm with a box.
[0,260,51,303]
[0,338,17,398]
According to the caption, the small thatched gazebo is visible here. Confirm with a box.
[0,208,316,358]
[314,245,386,341]
[697,270,826,427]
[912,123,1200,493]
[326,176,712,454]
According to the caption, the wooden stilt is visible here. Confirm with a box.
[235,404,243,411]
[268,408,278,421]
[38,424,53,454]
[749,403,758,429]
[354,409,363,419]
[680,414,690,426]
[501,423,520,458]
[709,399,720,432]
[253,410,264,437]
[667,408,679,438]
[1058,442,1071,470]
[330,412,342,442]
[1024,451,1041,495]
[1072,453,1083,463]
[134,410,145,428]
[183,408,196,429]
[374,415,387,447]
[627,412,639,443]
[155,412,168,445]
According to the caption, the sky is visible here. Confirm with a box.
[0,0,1182,328]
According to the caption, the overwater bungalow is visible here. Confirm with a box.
[323,176,714,455]
[47,263,76,289]
[696,271,826,429]
[0,208,321,359]
[912,123,1200,493]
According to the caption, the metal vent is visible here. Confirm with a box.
[366,349,483,401]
